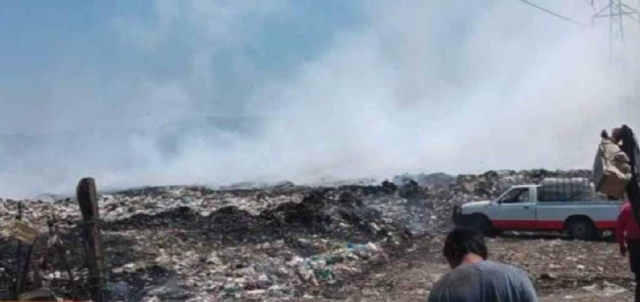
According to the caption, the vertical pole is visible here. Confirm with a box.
[618,0,624,40]
[31,253,42,290]
[48,215,76,293]
[13,202,23,299]
[609,0,613,63]
[77,178,107,302]
[18,246,33,295]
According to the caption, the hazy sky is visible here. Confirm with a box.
[0,0,639,197]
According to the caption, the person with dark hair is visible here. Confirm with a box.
[428,228,538,302]
[614,125,640,225]
[615,125,640,174]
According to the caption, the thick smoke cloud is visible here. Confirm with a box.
[0,0,638,197]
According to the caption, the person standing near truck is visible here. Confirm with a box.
[428,228,538,302]
[613,126,640,223]
[616,200,640,302]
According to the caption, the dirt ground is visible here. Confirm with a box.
[311,234,635,302]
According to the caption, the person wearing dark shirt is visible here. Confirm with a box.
[428,228,538,302]
[613,126,640,223]
[617,200,640,302]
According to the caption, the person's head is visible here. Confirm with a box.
[601,129,609,139]
[612,127,622,142]
[443,228,488,269]
[619,125,637,149]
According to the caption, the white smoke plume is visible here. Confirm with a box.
[0,0,638,197]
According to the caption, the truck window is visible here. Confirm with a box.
[499,188,530,204]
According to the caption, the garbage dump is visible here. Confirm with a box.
[0,168,619,301]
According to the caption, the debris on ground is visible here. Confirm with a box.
[2,169,629,302]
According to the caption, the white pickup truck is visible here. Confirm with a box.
[453,179,623,240]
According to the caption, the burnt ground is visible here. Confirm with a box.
[0,169,634,301]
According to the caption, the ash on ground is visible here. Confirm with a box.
[2,169,631,301]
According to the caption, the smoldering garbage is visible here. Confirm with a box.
[0,169,596,301]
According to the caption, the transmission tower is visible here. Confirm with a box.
[520,0,640,61]
[520,0,640,121]
[592,0,640,62]
[591,0,640,124]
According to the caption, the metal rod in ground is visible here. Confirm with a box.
[18,245,33,295]
[47,214,76,295]
[13,202,23,300]
[31,252,43,290]
[77,177,108,302]
[54,216,76,293]
[57,243,76,297]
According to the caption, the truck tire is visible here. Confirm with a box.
[467,214,494,236]
[566,217,595,241]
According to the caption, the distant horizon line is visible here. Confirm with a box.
[2,168,592,201]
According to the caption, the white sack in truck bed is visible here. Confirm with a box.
[538,178,594,201]
[592,138,632,199]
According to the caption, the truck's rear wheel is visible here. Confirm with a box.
[467,214,494,236]
[566,217,595,241]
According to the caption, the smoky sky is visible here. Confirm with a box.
[0,0,639,197]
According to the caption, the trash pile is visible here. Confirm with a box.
[375,169,591,235]
[0,169,590,301]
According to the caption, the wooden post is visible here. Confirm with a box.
[13,202,23,300]
[18,245,33,295]
[31,253,42,289]
[77,178,108,302]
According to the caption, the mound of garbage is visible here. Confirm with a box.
[0,169,589,301]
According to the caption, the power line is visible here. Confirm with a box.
[520,0,640,64]
[519,0,589,26]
